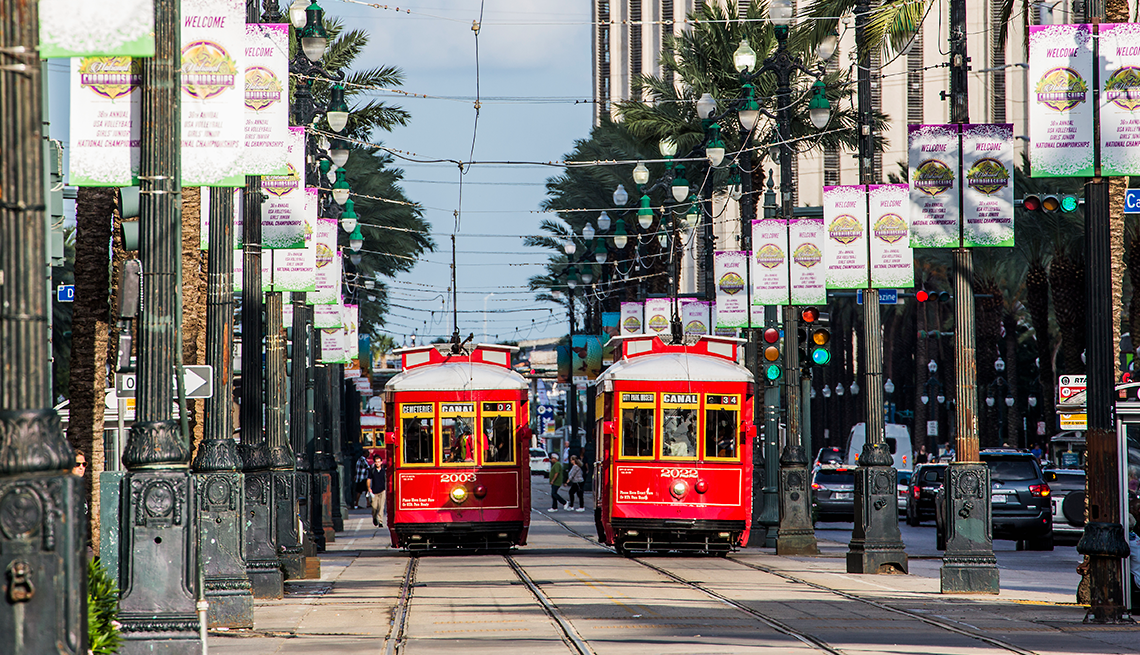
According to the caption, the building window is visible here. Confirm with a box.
[906,32,923,124]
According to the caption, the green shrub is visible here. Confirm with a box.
[87,559,121,654]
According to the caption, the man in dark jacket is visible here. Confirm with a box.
[367,456,387,527]
[548,453,567,511]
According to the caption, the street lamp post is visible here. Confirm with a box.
[731,0,831,556]
[0,0,87,649]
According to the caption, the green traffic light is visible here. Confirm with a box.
[765,364,782,381]
[1060,195,1079,212]
[811,348,831,365]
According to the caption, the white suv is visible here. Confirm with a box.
[529,448,552,477]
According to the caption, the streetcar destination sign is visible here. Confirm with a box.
[662,394,698,404]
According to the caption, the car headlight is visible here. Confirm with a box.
[671,480,687,498]
[450,486,468,504]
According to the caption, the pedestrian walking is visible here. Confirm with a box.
[567,455,585,512]
[367,456,387,527]
[548,453,567,511]
[353,452,370,508]
[915,445,929,464]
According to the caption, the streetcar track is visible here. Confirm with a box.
[504,554,596,655]
[533,512,846,655]
[536,510,1040,655]
[384,556,418,655]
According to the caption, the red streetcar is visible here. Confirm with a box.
[593,334,755,554]
[382,343,531,551]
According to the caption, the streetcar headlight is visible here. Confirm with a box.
[671,480,688,498]
[450,486,468,503]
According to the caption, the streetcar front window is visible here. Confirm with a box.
[402,418,434,464]
[441,416,476,464]
[483,416,514,463]
[662,408,698,458]
[705,408,739,459]
[621,408,654,458]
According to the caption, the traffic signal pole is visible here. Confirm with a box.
[847,0,907,574]
[940,0,1000,593]
[777,306,817,554]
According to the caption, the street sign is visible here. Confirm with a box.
[56,284,74,302]
[1058,374,1086,402]
[115,365,214,399]
[926,420,939,437]
[1126,189,1140,213]
[856,289,898,305]
[1059,413,1087,430]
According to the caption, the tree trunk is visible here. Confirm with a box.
[67,187,117,555]
[1051,252,1087,375]
[1109,176,1128,382]
[1025,262,1055,437]
[181,187,207,455]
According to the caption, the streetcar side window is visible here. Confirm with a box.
[705,408,739,459]
[441,416,476,464]
[661,408,698,458]
[483,416,514,463]
[621,408,655,458]
[402,418,434,464]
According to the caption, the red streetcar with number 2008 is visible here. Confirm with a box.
[382,343,531,551]
[593,334,755,555]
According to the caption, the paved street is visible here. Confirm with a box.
[210,477,1136,655]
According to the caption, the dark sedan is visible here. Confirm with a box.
[905,463,946,526]
[812,466,855,522]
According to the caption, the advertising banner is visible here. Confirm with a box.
[40,0,154,58]
[823,185,869,289]
[867,184,914,288]
[1029,24,1095,177]
[314,302,343,330]
[602,312,620,339]
[231,247,270,294]
[714,251,750,328]
[265,247,316,293]
[644,298,672,336]
[1099,23,1140,175]
[262,127,308,249]
[343,304,359,362]
[908,124,960,248]
[788,219,826,304]
[571,335,604,382]
[242,23,290,175]
[681,300,711,336]
[961,124,1015,247]
[309,219,340,305]
[319,328,347,364]
[751,218,789,306]
[620,302,644,335]
[199,187,243,250]
[181,0,246,187]
[69,57,141,186]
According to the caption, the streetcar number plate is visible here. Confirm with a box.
[833,492,852,500]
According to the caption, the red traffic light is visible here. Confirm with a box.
[916,290,930,302]
[801,307,820,323]
[1022,195,1042,212]
[763,328,781,344]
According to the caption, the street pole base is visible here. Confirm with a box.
[746,525,772,548]
[776,529,819,556]
[247,559,285,600]
[303,554,322,579]
[118,617,201,655]
[243,471,283,599]
[940,463,999,593]
[847,464,908,574]
[205,580,255,629]
[940,555,1000,594]
[777,463,818,555]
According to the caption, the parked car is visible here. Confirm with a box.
[906,463,947,526]
[936,450,1053,550]
[897,470,912,518]
[529,448,552,477]
[812,466,856,522]
[815,447,844,468]
[1044,469,1085,541]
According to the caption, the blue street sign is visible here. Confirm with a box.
[1126,189,1140,213]
[856,289,898,305]
[56,284,74,302]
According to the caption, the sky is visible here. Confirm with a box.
[334,0,594,345]
[47,0,594,347]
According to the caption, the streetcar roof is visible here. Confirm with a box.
[598,335,752,383]
[384,360,529,392]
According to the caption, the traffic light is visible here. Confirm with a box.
[1020,193,1080,214]
[762,327,782,381]
[915,289,950,303]
[799,307,831,365]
